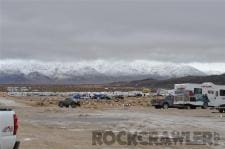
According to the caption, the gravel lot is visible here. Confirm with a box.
[1,96,225,149]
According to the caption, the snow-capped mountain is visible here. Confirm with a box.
[0,60,206,84]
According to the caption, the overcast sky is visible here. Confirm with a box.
[0,0,225,65]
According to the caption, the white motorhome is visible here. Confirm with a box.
[174,82,225,108]
[201,82,225,107]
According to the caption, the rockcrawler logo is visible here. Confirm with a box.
[92,131,221,146]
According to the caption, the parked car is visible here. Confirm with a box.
[0,108,20,149]
[92,94,111,100]
[73,94,81,99]
[114,95,124,100]
[58,98,81,108]
[151,95,174,109]
[135,93,142,97]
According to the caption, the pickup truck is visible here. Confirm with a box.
[0,109,20,149]
[151,95,174,109]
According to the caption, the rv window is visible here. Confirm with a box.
[194,88,202,94]
[216,91,219,97]
[220,90,225,96]
[208,90,214,94]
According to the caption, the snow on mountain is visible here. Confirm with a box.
[0,60,205,84]
[188,63,225,75]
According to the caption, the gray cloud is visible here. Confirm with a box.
[0,0,225,62]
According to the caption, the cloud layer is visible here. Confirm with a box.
[1,0,225,63]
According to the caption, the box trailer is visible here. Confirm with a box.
[173,92,209,109]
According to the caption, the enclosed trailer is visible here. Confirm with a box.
[173,83,207,109]
[173,92,209,109]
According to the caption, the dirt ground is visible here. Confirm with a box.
[1,94,225,149]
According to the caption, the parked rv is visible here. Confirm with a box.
[201,82,225,113]
[174,82,225,111]
[201,83,225,107]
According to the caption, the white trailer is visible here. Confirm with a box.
[173,93,209,109]
[173,83,207,109]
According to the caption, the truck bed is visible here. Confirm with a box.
[0,109,17,149]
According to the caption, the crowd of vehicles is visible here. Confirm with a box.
[57,93,126,108]
[56,82,225,112]
[57,92,141,108]
[1,82,224,149]
[0,109,20,149]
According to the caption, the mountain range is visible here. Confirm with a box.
[0,60,223,84]
[110,73,225,89]
[0,60,208,84]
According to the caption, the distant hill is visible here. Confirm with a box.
[109,74,225,89]
[1,60,224,88]
[0,60,205,84]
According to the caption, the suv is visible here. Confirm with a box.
[92,94,111,100]
[58,98,81,108]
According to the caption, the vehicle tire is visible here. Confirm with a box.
[71,103,76,108]
[219,109,224,113]
[76,102,81,107]
[186,105,191,110]
[58,102,64,108]
[191,106,196,109]
[202,102,208,109]
[162,103,169,109]
[154,105,161,109]
[13,141,20,149]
